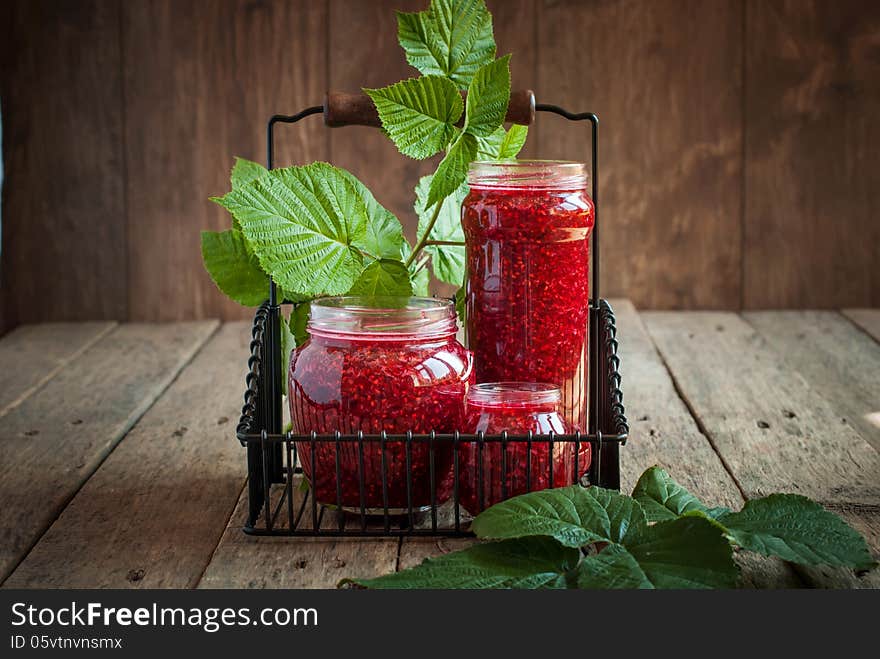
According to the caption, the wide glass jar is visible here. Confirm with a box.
[462,161,594,430]
[459,383,590,514]
[288,297,473,513]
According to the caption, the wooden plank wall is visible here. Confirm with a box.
[1,0,878,328]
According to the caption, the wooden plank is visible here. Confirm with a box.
[843,309,880,344]
[744,0,880,308]
[0,321,218,584]
[401,300,800,588]
[198,487,400,589]
[644,311,880,587]
[0,0,126,325]
[123,0,328,322]
[744,311,880,452]
[0,322,116,417]
[536,0,743,309]
[5,322,250,588]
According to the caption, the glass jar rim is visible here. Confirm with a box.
[467,160,587,190]
[308,296,457,340]
[466,382,562,408]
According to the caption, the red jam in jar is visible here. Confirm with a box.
[459,382,590,514]
[462,161,594,430]
[288,297,473,513]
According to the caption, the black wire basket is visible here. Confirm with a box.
[235,93,629,537]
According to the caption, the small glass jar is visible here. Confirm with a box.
[288,297,473,513]
[459,382,590,514]
[462,161,594,430]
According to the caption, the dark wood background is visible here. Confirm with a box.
[1,0,878,328]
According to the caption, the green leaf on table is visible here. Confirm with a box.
[401,239,430,296]
[498,124,528,158]
[472,485,647,548]
[344,537,579,589]
[212,163,368,297]
[338,169,404,261]
[200,229,269,307]
[576,544,653,589]
[621,516,739,589]
[464,55,510,137]
[632,466,729,523]
[396,0,496,90]
[231,157,268,189]
[414,175,467,286]
[365,76,463,160]
[427,132,478,208]
[716,494,876,571]
[348,259,413,297]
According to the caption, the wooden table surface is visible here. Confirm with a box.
[1,301,878,589]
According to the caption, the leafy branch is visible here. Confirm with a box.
[342,466,876,589]
[201,0,527,386]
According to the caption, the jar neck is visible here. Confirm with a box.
[466,382,562,412]
[307,296,458,342]
[467,160,587,191]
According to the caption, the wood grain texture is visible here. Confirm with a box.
[198,487,399,589]
[0,0,126,325]
[744,0,880,309]
[0,321,217,584]
[5,322,249,589]
[744,311,880,452]
[644,311,880,587]
[612,300,799,588]
[843,309,880,344]
[536,0,743,309]
[0,322,115,417]
[122,0,328,322]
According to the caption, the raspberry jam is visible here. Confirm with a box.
[462,161,594,430]
[459,383,590,514]
[288,297,473,513]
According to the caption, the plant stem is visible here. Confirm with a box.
[424,240,465,247]
[405,201,444,267]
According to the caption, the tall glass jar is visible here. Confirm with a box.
[462,161,594,430]
[459,382,589,514]
[288,297,473,513]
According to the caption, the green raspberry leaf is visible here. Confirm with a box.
[231,157,268,189]
[414,175,467,286]
[337,169,404,260]
[280,309,296,397]
[365,76,463,160]
[623,516,739,589]
[464,55,511,137]
[472,484,647,548]
[498,124,528,158]
[476,124,529,160]
[631,466,729,522]
[717,494,876,570]
[344,537,579,589]
[212,162,368,297]
[396,0,496,90]
[348,259,413,297]
[427,132,478,208]
[577,544,653,589]
[200,229,269,307]
[291,302,311,348]
[401,239,431,296]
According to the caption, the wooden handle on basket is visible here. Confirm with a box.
[323,89,535,127]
